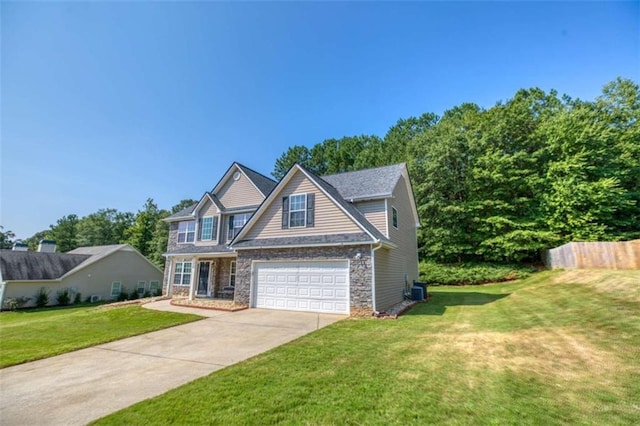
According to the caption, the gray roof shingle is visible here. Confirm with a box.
[166,244,234,255]
[165,203,197,221]
[322,163,405,201]
[233,233,374,249]
[236,163,277,196]
[0,251,91,281]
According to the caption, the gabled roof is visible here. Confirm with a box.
[231,164,394,247]
[1,244,161,282]
[212,162,277,198]
[322,163,406,201]
[0,251,90,281]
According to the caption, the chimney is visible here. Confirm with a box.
[38,240,57,253]
[12,242,28,251]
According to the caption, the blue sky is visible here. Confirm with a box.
[1,1,638,240]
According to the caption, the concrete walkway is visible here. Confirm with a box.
[0,302,345,425]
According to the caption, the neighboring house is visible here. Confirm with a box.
[163,162,420,315]
[0,244,163,309]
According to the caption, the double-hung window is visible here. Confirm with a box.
[137,281,146,295]
[177,221,196,243]
[200,216,214,241]
[173,261,193,285]
[227,213,251,241]
[289,194,307,228]
[111,281,122,297]
[392,206,398,229]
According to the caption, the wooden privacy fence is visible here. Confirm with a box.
[543,240,640,270]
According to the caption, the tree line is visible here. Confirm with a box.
[273,78,639,262]
[1,199,195,268]
[2,78,637,266]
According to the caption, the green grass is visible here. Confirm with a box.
[0,304,202,368]
[419,261,537,285]
[95,269,640,425]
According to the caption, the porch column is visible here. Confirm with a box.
[166,258,173,297]
[188,258,196,301]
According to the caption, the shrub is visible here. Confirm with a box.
[35,287,50,308]
[129,289,140,300]
[56,288,71,306]
[142,290,152,298]
[117,289,129,302]
[419,262,537,286]
[3,296,30,311]
[74,292,82,304]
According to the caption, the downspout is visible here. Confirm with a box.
[370,242,383,314]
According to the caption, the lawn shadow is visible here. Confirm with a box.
[405,291,511,316]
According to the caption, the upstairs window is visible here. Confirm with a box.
[392,206,398,229]
[282,193,314,229]
[177,221,196,243]
[289,194,307,228]
[227,213,251,241]
[199,216,217,241]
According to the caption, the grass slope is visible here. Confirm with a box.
[0,304,201,368]
[96,270,640,425]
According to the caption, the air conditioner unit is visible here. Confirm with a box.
[90,295,101,303]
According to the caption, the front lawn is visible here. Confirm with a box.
[96,270,640,425]
[0,304,202,368]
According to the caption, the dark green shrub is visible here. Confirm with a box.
[419,262,537,286]
[117,289,129,302]
[56,288,71,306]
[142,290,152,298]
[129,289,140,300]
[35,287,50,308]
[74,292,82,304]
[3,296,30,311]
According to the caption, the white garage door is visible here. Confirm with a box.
[254,261,349,314]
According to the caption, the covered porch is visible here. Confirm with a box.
[167,254,237,301]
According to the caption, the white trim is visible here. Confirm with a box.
[188,259,195,301]
[177,220,196,244]
[347,193,393,202]
[137,280,146,294]
[371,243,383,313]
[212,163,271,198]
[231,165,380,245]
[229,260,237,287]
[234,239,396,251]
[384,199,390,237]
[111,281,122,298]
[401,167,421,227]
[200,216,215,241]
[164,252,236,258]
[288,193,307,228]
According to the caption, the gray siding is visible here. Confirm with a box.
[374,175,419,311]
[244,170,362,239]
[354,200,387,237]
[195,199,220,246]
[3,248,163,308]
[217,172,265,208]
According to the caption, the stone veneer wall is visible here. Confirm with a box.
[235,245,373,315]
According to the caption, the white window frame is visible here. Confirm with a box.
[137,281,146,295]
[289,193,307,228]
[200,216,214,241]
[149,280,160,293]
[173,261,193,286]
[111,281,122,297]
[177,221,196,244]
[229,261,236,287]
[227,213,251,241]
[392,206,398,229]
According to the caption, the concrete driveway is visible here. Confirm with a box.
[0,301,344,425]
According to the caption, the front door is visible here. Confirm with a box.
[197,262,211,296]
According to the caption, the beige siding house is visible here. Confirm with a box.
[0,244,163,309]
[162,162,420,315]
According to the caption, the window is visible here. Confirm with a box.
[177,221,196,243]
[392,206,398,229]
[173,261,193,285]
[200,216,214,241]
[289,194,307,228]
[227,213,251,240]
[149,280,160,293]
[111,281,121,297]
[229,261,236,287]
[137,281,146,295]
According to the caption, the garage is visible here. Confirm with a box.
[253,261,349,314]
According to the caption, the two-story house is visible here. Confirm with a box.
[162,162,420,316]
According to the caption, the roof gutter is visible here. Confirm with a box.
[347,193,393,203]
